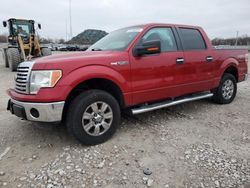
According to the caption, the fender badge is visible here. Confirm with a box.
[110,61,129,66]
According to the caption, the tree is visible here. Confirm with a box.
[212,35,250,46]
[58,38,65,44]
[39,37,54,44]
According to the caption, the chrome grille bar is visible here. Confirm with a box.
[15,61,35,94]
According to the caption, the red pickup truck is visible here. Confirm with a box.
[7,23,248,145]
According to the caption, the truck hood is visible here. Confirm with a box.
[33,51,129,74]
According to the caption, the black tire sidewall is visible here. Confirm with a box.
[3,49,9,68]
[67,90,121,145]
[7,49,15,71]
[216,73,237,104]
[7,48,20,71]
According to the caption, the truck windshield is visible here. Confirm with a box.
[88,27,143,51]
[12,21,32,36]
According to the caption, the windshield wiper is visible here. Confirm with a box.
[91,48,103,51]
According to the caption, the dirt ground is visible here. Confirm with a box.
[0,51,249,188]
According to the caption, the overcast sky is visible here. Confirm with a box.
[0,0,249,40]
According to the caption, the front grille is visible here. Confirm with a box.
[15,61,34,94]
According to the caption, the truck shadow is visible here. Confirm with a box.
[25,121,77,147]
[24,98,214,146]
[123,98,214,127]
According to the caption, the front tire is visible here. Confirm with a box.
[6,48,21,71]
[66,90,121,145]
[212,73,237,104]
[2,49,9,68]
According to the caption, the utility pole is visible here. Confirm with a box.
[235,31,239,46]
[65,18,68,41]
[69,0,73,39]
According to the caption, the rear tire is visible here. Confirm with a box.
[212,73,237,104]
[41,48,52,56]
[6,48,21,72]
[66,90,121,145]
[2,49,9,68]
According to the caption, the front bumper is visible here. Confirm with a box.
[7,98,65,122]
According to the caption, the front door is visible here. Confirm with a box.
[130,27,185,105]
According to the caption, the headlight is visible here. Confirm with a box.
[30,70,62,94]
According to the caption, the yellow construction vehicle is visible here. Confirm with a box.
[2,18,52,71]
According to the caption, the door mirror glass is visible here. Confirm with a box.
[3,21,7,27]
[133,40,161,57]
[38,23,41,29]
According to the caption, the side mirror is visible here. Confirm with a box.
[3,21,7,27]
[38,23,41,29]
[133,40,161,57]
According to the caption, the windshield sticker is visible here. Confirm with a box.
[126,28,143,33]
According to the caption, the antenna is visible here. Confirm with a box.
[69,0,73,39]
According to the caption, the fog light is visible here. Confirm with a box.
[30,108,39,118]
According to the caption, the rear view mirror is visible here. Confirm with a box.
[38,23,41,29]
[133,40,161,57]
[3,21,7,27]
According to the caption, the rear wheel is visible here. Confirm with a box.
[212,73,237,104]
[66,90,121,145]
[6,48,21,71]
[41,48,52,56]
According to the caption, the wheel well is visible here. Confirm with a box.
[224,66,238,82]
[62,78,125,121]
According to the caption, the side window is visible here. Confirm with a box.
[179,28,206,50]
[141,28,177,52]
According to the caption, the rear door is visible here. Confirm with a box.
[177,27,215,93]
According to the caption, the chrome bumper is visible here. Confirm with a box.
[9,99,65,122]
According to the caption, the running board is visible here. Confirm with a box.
[131,92,214,115]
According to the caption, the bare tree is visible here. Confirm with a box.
[212,35,250,46]
[39,37,54,44]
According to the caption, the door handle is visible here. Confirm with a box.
[206,56,213,63]
[176,58,184,64]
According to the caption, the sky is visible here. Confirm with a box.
[0,0,249,40]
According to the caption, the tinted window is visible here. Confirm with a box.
[179,28,206,50]
[141,28,177,52]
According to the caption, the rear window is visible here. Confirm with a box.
[179,28,206,50]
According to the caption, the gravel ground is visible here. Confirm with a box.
[0,51,249,188]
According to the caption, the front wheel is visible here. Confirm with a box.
[212,73,237,104]
[2,49,9,68]
[66,90,121,145]
[6,48,21,71]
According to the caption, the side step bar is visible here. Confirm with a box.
[131,92,214,115]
